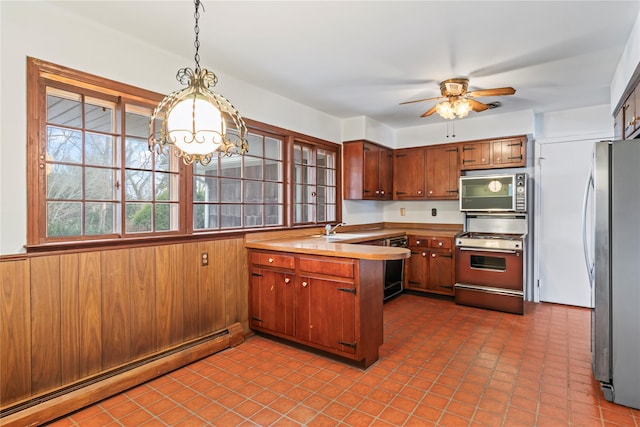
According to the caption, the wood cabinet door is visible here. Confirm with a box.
[295,276,356,354]
[394,147,426,199]
[406,248,429,290]
[378,146,393,200]
[426,144,459,199]
[614,107,624,140]
[250,268,295,336]
[362,142,380,199]
[492,138,525,167]
[460,142,491,170]
[427,251,454,295]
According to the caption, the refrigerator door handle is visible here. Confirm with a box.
[582,171,595,284]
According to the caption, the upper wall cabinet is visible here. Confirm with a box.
[393,147,427,200]
[426,144,459,199]
[343,140,393,200]
[460,136,527,170]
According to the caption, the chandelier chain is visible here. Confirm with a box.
[193,0,203,72]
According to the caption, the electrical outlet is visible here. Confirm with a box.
[400,207,406,216]
[431,208,437,216]
[201,252,209,266]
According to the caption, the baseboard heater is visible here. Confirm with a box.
[0,322,244,427]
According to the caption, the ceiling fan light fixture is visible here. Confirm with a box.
[436,97,471,120]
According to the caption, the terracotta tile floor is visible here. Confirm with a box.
[48,294,640,426]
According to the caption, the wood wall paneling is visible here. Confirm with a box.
[60,254,80,385]
[182,242,201,340]
[128,247,157,358]
[0,259,31,406]
[101,249,131,370]
[30,256,62,395]
[155,244,185,348]
[78,252,103,378]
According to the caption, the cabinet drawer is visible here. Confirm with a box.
[251,252,295,269]
[408,236,430,247]
[298,257,354,278]
[429,238,452,250]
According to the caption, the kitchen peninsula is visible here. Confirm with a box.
[244,223,460,367]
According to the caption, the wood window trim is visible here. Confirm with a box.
[25,58,342,253]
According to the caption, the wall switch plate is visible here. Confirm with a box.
[400,208,406,216]
[431,208,437,216]
[201,252,209,266]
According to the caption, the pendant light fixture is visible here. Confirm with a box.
[149,0,248,166]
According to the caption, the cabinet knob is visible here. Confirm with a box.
[302,281,308,287]
[431,253,436,258]
[284,277,290,284]
[429,190,433,195]
[438,242,443,247]
[375,190,380,194]
[380,190,385,195]
[268,258,273,263]
[416,240,421,245]
[422,252,427,257]
[417,190,423,195]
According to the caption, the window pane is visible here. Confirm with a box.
[245,205,263,227]
[220,156,242,178]
[265,204,282,226]
[47,202,82,236]
[220,178,241,202]
[155,172,178,202]
[126,202,152,233]
[221,204,242,228]
[126,137,153,169]
[155,203,178,231]
[265,137,282,160]
[125,170,152,201]
[244,156,263,180]
[47,164,82,200]
[264,182,282,203]
[244,181,262,203]
[85,98,114,132]
[85,167,116,200]
[85,133,115,167]
[47,127,82,164]
[125,109,151,138]
[85,202,115,235]
[47,92,81,128]
[264,159,282,181]
[194,204,219,230]
[248,133,263,157]
[193,160,218,176]
[294,204,314,223]
[194,176,218,202]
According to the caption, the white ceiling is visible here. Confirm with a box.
[49,0,639,129]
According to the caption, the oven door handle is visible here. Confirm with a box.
[458,247,518,254]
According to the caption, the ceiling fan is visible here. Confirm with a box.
[400,78,516,119]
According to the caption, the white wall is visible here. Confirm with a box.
[0,1,342,255]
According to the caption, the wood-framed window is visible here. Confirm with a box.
[26,58,341,250]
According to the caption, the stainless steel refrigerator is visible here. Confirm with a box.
[583,139,640,410]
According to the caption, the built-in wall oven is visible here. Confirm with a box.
[454,214,527,314]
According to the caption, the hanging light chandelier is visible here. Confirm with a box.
[435,97,472,120]
[149,0,248,166]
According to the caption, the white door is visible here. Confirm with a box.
[537,139,594,307]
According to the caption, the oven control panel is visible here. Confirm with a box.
[515,173,527,212]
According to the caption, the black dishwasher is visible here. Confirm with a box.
[384,237,407,301]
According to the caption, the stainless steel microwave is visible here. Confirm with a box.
[459,173,527,212]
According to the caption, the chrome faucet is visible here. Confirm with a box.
[325,222,345,235]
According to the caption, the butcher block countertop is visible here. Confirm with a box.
[245,222,463,261]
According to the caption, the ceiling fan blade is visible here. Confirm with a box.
[400,96,442,105]
[420,106,438,117]
[468,99,490,112]
[467,87,516,97]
